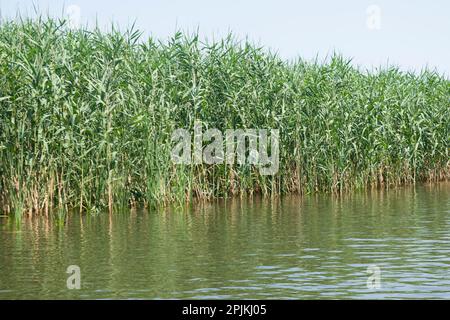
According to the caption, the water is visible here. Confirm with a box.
[1,183,449,299]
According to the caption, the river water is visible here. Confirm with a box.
[0,183,449,299]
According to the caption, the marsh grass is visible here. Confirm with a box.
[0,18,449,215]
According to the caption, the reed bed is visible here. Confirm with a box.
[0,18,449,215]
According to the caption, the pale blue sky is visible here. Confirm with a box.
[1,0,449,75]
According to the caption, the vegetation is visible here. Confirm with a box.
[0,18,449,215]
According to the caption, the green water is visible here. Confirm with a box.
[1,184,449,299]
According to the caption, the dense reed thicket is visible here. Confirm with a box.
[0,18,449,215]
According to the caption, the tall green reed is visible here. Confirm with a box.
[0,18,448,215]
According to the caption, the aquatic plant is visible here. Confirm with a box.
[0,18,448,215]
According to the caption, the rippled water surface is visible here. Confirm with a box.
[1,183,449,299]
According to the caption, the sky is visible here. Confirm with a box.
[1,0,449,75]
